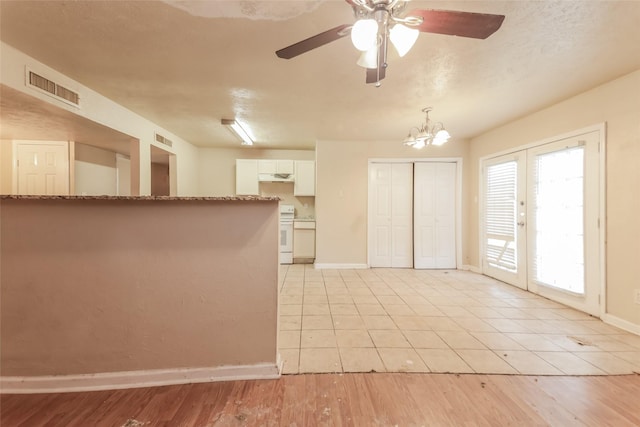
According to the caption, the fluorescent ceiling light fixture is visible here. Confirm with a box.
[222,119,253,146]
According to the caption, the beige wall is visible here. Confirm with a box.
[467,69,640,328]
[151,162,170,196]
[74,143,117,196]
[0,197,279,376]
[315,139,470,265]
[198,147,316,217]
[0,140,11,194]
[1,42,200,196]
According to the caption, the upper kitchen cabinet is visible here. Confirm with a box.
[258,159,294,175]
[235,159,259,195]
[294,160,315,196]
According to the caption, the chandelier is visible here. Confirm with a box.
[402,107,451,149]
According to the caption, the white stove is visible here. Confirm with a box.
[279,204,295,264]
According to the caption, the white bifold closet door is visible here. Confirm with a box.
[369,162,457,269]
[414,162,457,269]
[369,163,413,268]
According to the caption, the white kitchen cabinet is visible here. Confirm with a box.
[258,159,294,175]
[235,159,259,195]
[277,160,294,175]
[293,221,315,261]
[294,160,315,196]
[258,159,276,174]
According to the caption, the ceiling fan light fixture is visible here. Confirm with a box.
[356,46,378,68]
[389,23,419,57]
[222,119,254,146]
[351,18,378,51]
[275,4,505,85]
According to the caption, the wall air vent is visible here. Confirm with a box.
[155,132,173,147]
[27,69,80,107]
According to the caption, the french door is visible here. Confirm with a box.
[482,130,601,315]
[483,152,527,289]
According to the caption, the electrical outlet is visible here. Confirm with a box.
[635,289,640,305]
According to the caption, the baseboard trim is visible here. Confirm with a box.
[314,263,369,270]
[601,313,640,336]
[460,264,482,273]
[1,363,280,394]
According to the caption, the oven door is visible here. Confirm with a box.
[280,221,293,252]
[280,221,293,264]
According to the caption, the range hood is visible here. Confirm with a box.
[259,173,295,183]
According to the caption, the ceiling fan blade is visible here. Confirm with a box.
[409,9,505,39]
[366,66,386,84]
[276,24,351,59]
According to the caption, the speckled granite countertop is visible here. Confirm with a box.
[0,195,281,201]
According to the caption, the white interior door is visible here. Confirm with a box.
[16,141,69,195]
[414,162,457,269]
[482,153,527,289]
[369,163,412,268]
[482,130,601,315]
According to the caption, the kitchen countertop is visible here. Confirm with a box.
[294,218,316,222]
[0,195,281,201]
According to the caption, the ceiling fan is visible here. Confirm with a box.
[276,0,505,85]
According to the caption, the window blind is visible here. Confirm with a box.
[485,161,517,271]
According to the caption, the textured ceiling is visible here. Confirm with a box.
[1,1,639,150]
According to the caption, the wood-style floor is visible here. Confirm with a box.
[2,373,639,426]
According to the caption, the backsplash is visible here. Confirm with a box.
[259,182,315,219]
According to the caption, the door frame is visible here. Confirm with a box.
[150,143,177,196]
[367,157,463,269]
[478,123,606,318]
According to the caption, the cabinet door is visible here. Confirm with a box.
[235,159,259,195]
[293,228,315,258]
[277,160,294,175]
[294,160,315,196]
[258,160,276,174]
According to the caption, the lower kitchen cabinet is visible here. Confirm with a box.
[293,221,315,262]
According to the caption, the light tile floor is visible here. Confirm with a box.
[278,265,640,376]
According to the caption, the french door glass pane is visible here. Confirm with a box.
[531,146,585,294]
[485,161,517,271]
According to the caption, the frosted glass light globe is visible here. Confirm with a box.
[390,23,419,57]
[351,19,378,51]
